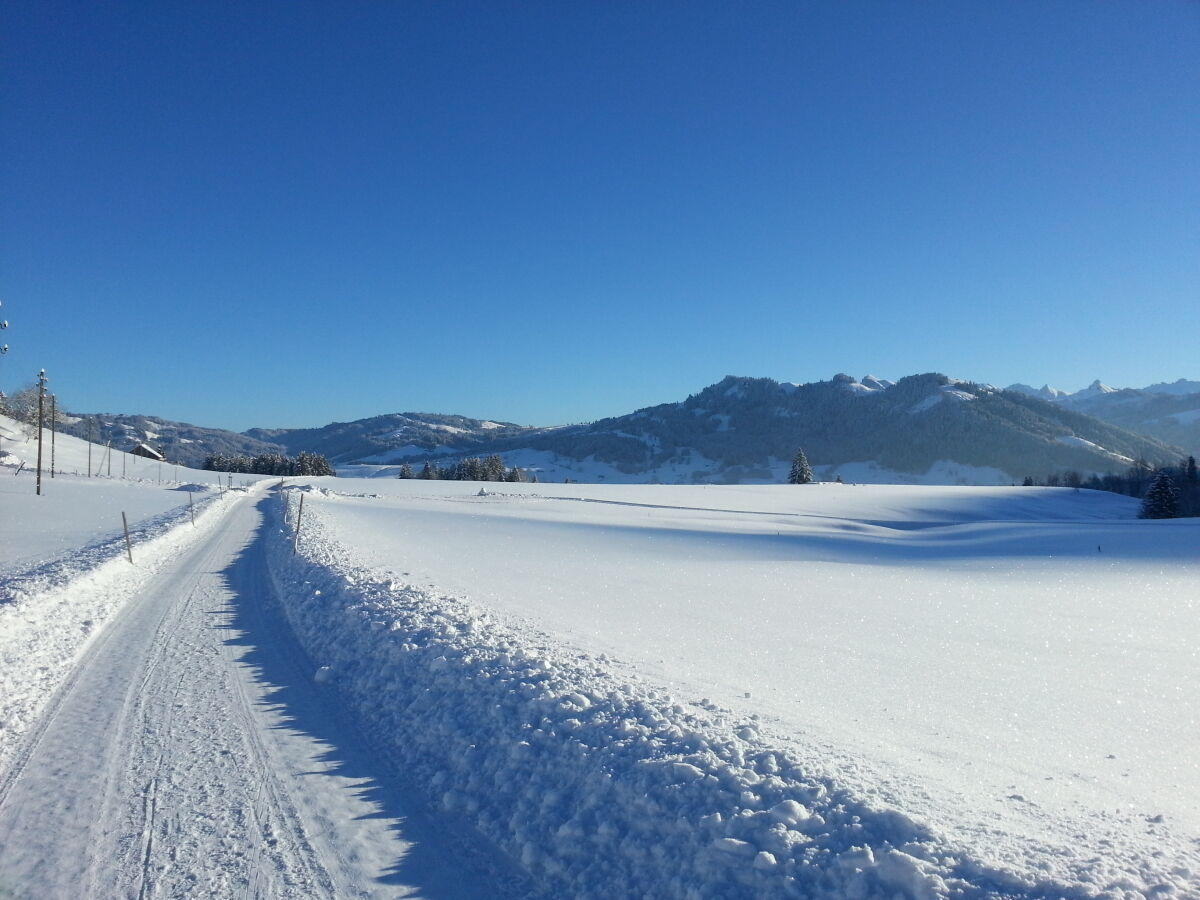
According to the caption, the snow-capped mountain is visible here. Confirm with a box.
[1005,378,1200,455]
[1071,379,1118,399]
[1006,383,1070,401]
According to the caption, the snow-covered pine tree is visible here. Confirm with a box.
[788,448,813,485]
[398,463,414,479]
[484,455,505,482]
[1139,470,1181,519]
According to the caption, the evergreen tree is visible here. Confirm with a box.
[398,463,414,479]
[1187,456,1198,483]
[788,448,813,485]
[419,462,436,480]
[484,455,505,482]
[1139,470,1181,519]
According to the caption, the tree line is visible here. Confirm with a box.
[1023,455,1198,518]
[203,452,336,477]
[399,455,533,482]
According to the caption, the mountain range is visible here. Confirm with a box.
[1005,379,1200,456]
[51,373,1194,485]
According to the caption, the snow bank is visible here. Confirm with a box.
[0,487,244,772]
[264,491,1107,899]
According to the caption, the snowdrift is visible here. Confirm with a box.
[264,487,1147,899]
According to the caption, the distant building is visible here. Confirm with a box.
[130,443,167,462]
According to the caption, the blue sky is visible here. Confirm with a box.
[3,1,1197,431]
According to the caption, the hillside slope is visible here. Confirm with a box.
[467,374,1180,484]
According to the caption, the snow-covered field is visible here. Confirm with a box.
[3,412,1197,898]
[0,416,258,770]
[339,452,1018,486]
[268,478,1199,897]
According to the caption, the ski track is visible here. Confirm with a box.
[0,492,498,899]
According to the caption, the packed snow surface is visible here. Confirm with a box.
[4,409,1197,897]
[267,479,1198,897]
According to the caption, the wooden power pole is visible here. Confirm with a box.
[50,394,56,478]
[35,369,46,495]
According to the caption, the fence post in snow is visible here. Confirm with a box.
[189,490,195,526]
[50,394,56,478]
[122,512,133,564]
[293,493,305,554]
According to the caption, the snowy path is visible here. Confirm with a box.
[0,494,499,899]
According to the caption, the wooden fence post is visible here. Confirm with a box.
[122,512,133,564]
[293,493,305,554]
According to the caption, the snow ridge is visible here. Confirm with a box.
[266,491,1095,899]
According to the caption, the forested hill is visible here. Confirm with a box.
[42,373,1184,483]
[52,412,287,469]
[483,373,1181,483]
[246,413,549,463]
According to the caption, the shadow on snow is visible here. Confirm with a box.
[211,498,508,898]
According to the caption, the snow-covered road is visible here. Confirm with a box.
[0,493,503,899]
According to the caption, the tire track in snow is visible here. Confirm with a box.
[0,493,499,899]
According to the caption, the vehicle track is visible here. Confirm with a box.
[0,492,496,899]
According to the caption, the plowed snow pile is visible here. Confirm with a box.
[267,480,1199,898]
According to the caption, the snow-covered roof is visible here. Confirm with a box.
[130,442,166,461]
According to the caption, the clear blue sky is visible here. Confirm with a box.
[3,1,1197,431]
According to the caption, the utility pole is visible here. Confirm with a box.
[35,369,46,496]
[87,418,93,477]
[50,394,56,478]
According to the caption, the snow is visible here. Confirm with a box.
[909,386,975,414]
[0,415,258,773]
[1056,434,1135,464]
[4,409,1198,897]
[1074,379,1117,398]
[908,394,942,413]
[0,490,500,898]
[346,453,1024,488]
[823,459,1013,486]
[264,478,1198,897]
